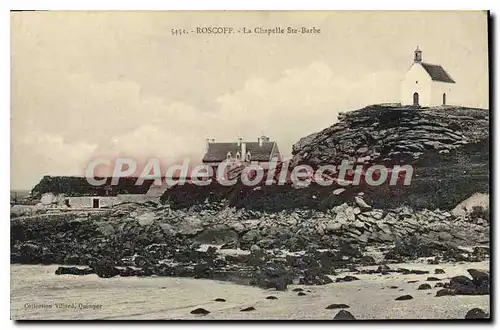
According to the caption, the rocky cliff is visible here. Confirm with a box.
[292,104,488,165]
[290,104,489,210]
[162,104,489,211]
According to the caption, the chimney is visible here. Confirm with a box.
[241,142,246,161]
[206,138,210,151]
[259,135,269,147]
[211,138,215,143]
[237,137,242,146]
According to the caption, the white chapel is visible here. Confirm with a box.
[401,47,455,107]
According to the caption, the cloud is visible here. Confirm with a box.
[11,131,97,189]
[104,61,401,163]
[107,124,204,160]
[214,62,401,154]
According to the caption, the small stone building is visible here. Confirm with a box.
[33,176,159,209]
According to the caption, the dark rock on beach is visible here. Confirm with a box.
[93,265,121,278]
[240,307,256,312]
[435,289,455,297]
[333,310,356,320]
[326,303,350,309]
[190,308,210,315]
[299,273,334,286]
[467,269,489,287]
[426,277,441,281]
[447,274,489,295]
[336,275,360,283]
[119,267,138,277]
[417,284,432,290]
[55,266,94,276]
[249,264,293,291]
[377,264,392,273]
[465,308,489,319]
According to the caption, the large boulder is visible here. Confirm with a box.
[290,105,489,210]
[55,266,94,275]
[465,308,489,319]
[452,193,489,218]
[93,266,121,278]
[467,269,490,286]
[449,274,489,295]
[11,205,35,218]
[136,212,155,226]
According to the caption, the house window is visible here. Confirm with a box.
[415,80,418,84]
[236,152,241,160]
[226,152,232,160]
[442,93,446,105]
[245,152,252,162]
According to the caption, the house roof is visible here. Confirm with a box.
[420,62,455,83]
[203,141,279,162]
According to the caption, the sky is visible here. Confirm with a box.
[10,11,489,190]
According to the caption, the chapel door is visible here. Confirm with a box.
[413,92,419,106]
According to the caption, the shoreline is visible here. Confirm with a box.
[11,261,490,320]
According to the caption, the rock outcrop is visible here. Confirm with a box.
[291,104,489,210]
[31,176,155,197]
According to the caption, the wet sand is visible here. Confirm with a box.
[11,261,489,320]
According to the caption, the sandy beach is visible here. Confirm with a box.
[11,261,489,320]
